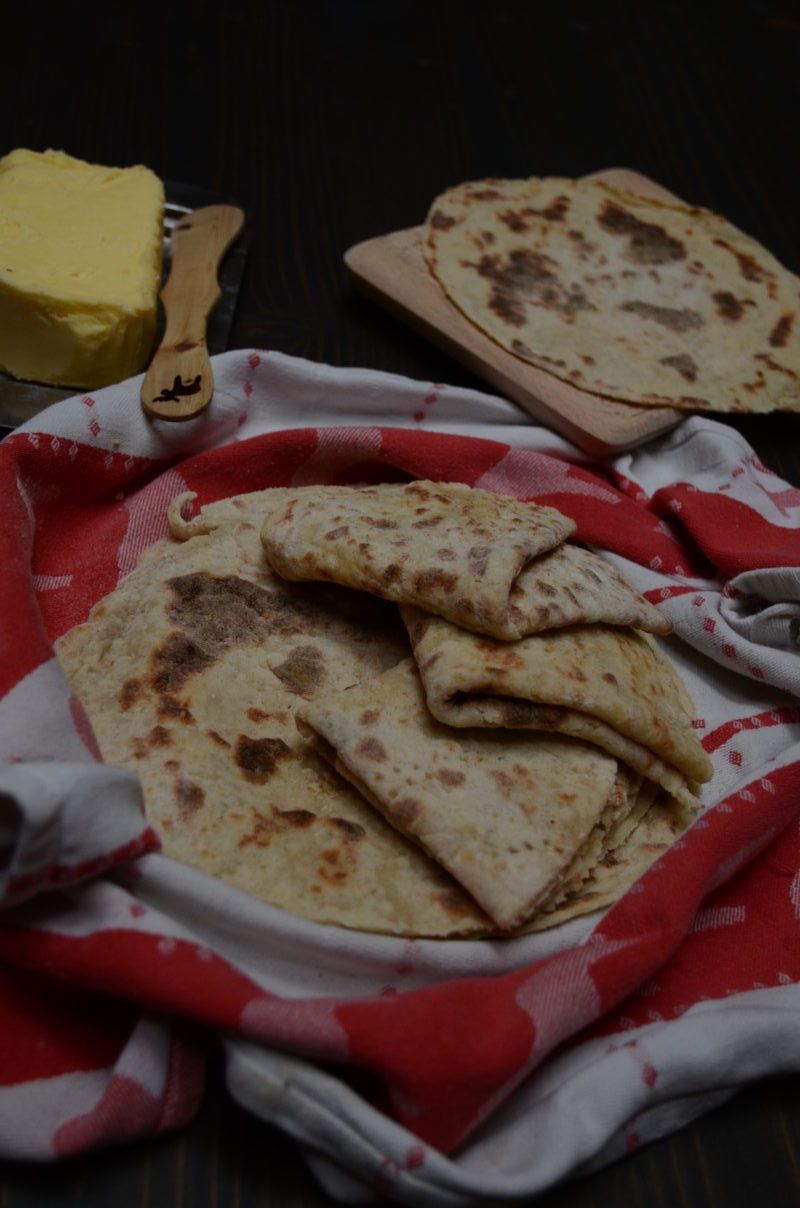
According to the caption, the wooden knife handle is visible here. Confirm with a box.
[141,204,245,421]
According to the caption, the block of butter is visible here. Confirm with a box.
[0,148,165,390]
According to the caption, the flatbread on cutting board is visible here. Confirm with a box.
[425,175,800,414]
[402,605,712,803]
[298,658,620,931]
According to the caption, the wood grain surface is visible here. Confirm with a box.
[1,1,800,1205]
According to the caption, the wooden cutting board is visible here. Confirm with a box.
[344,169,685,457]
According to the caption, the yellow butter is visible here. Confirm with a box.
[0,148,164,390]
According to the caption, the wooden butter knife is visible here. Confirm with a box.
[141,203,245,421]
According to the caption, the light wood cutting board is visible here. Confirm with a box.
[345,169,685,457]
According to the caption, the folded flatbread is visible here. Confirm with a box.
[260,480,578,640]
[298,658,621,931]
[499,541,671,636]
[425,175,800,414]
[402,606,713,804]
[54,514,506,938]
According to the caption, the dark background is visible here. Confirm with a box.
[2,1,800,1204]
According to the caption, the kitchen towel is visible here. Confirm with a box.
[1,349,799,1204]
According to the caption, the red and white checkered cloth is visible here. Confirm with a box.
[2,350,799,1204]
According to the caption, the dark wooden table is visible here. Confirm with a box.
[2,2,800,1204]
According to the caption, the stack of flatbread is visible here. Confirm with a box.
[55,480,713,938]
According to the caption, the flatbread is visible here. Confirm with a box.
[261,480,577,640]
[425,175,800,414]
[298,658,620,931]
[54,516,505,938]
[402,606,713,801]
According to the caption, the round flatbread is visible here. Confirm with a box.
[425,175,800,414]
[54,515,500,938]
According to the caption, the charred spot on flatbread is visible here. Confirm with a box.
[235,735,292,782]
[596,199,687,265]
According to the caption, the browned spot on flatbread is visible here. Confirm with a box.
[151,633,214,694]
[120,678,143,710]
[539,195,570,222]
[659,353,698,382]
[413,568,459,595]
[270,644,326,697]
[147,574,315,712]
[327,816,366,843]
[381,564,403,586]
[356,736,388,761]
[174,776,205,821]
[314,817,367,886]
[712,291,752,321]
[235,735,292,783]
[597,201,686,265]
[325,525,349,541]
[619,300,704,332]
[430,886,482,919]
[359,708,381,725]
[169,572,309,646]
[712,238,775,285]
[473,249,596,326]
[394,797,422,827]
[498,209,531,233]
[157,695,194,724]
[754,352,799,381]
[208,729,231,747]
[476,641,524,668]
[130,724,172,758]
[437,768,465,788]
[430,209,456,230]
[238,804,317,848]
[280,808,317,828]
[769,313,794,347]
[491,768,515,796]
